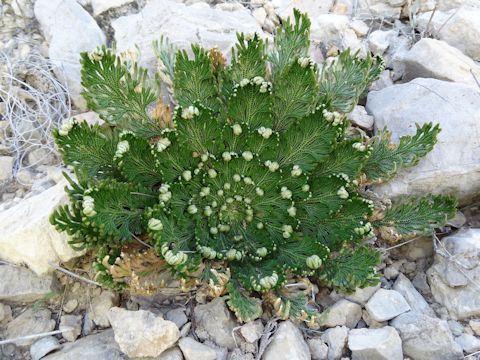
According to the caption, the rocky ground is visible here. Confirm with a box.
[1,0,480,359]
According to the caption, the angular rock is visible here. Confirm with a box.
[194,297,237,349]
[470,320,480,336]
[0,302,13,324]
[151,347,184,360]
[436,0,480,10]
[417,8,480,60]
[356,0,405,19]
[240,320,264,343]
[112,0,263,71]
[108,307,180,358]
[393,273,435,317]
[311,14,361,52]
[0,179,82,275]
[179,337,216,360]
[165,308,188,329]
[30,336,61,360]
[91,0,135,16]
[60,314,82,342]
[348,326,403,360]
[308,338,328,360]
[365,289,410,322]
[367,78,480,204]
[320,299,362,328]
[321,326,348,360]
[346,106,374,130]
[272,0,334,19]
[391,312,463,360]
[456,333,480,353]
[0,156,14,181]
[262,321,310,360]
[89,290,119,328]
[34,0,106,109]
[368,30,397,55]
[5,309,56,346]
[43,330,124,360]
[362,309,386,329]
[427,228,480,319]
[0,265,57,302]
[402,38,480,87]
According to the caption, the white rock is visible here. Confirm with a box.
[112,0,263,71]
[321,299,362,328]
[108,307,180,358]
[311,15,361,52]
[456,333,480,353]
[6,309,56,346]
[321,326,348,360]
[370,70,394,91]
[179,337,216,360]
[308,338,328,360]
[391,312,463,360]
[436,0,480,11]
[368,30,397,55]
[349,20,369,37]
[253,7,267,26]
[417,8,480,60]
[365,289,410,322]
[402,38,480,87]
[0,179,82,275]
[156,347,184,360]
[215,2,246,12]
[470,320,480,336]
[34,0,106,109]
[30,336,61,360]
[262,321,310,360]
[89,290,120,328]
[0,303,12,324]
[348,327,403,360]
[427,229,480,319]
[194,297,238,349]
[0,265,57,302]
[63,299,78,313]
[367,78,480,203]
[60,314,82,342]
[355,0,405,19]
[393,273,435,317]
[165,308,188,329]
[272,0,334,19]
[91,0,135,16]
[240,320,264,343]
[0,156,14,181]
[362,309,386,329]
[347,106,374,130]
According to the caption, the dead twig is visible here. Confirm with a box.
[48,261,102,287]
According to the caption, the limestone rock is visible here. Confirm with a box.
[368,30,397,55]
[367,78,480,204]
[456,333,480,353]
[272,0,334,19]
[346,106,374,130]
[262,321,310,360]
[348,327,403,360]
[427,228,480,319]
[393,273,435,317]
[365,289,410,322]
[108,307,180,358]
[179,337,216,360]
[0,179,82,275]
[356,0,405,19]
[320,299,362,328]
[240,320,264,343]
[194,297,238,349]
[89,290,120,328]
[5,309,56,346]
[0,265,57,302]
[91,0,135,16]
[165,308,188,329]
[30,336,61,360]
[310,14,362,53]
[321,326,349,360]
[34,0,106,109]
[0,303,13,324]
[417,7,480,60]
[0,156,14,181]
[402,38,480,86]
[308,338,328,360]
[60,314,82,342]
[391,312,463,360]
[470,319,480,336]
[43,330,124,360]
[112,0,263,71]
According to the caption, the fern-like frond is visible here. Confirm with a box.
[363,123,440,183]
[226,282,263,323]
[153,35,176,86]
[228,32,266,84]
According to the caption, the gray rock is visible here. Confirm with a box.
[194,297,238,349]
[470,320,480,336]
[348,326,403,360]
[272,0,334,19]
[308,338,328,360]
[391,312,463,360]
[0,302,13,324]
[361,310,386,329]
[368,30,397,55]
[321,326,349,360]
[89,290,119,328]
[30,336,61,360]
[417,7,480,60]
[63,299,78,313]
[43,330,124,360]
[402,38,480,87]
[311,14,361,53]
[365,289,410,322]
[165,308,188,329]
[427,229,480,319]
[355,0,404,19]
[448,320,465,337]
[342,284,380,306]
[0,156,14,181]
[393,274,435,317]
[5,309,56,346]
[60,314,82,342]
[0,265,57,302]
[346,106,374,130]
[262,321,310,360]
[91,0,135,16]
[239,320,264,343]
[456,333,480,353]
[178,337,216,360]
[367,78,480,204]
[34,0,106,109]
[320,299,362,328]
[108,307,180,358]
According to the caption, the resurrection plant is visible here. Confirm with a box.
[51,10,456,325]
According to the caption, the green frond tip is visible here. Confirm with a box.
[226,282,263,323]
[364,122,440,183]
[375,194,457,239]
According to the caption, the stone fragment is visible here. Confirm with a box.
[30,336,61,360]
[321,326,349,360]
[63,299,78,313]
[348,326,403,360]
[320,299,362,328]
[60,314,82,342]
[91,0,135,16]
[456,333,480,353]
[262,321,310,360]
[165,308,188,329]
[346,106,374,130]
[470,320,480,336]
[0,156,14,181]
[240,320,264,343]
[178,337,216,360]
[89,290,119,328]
[5,309,56,346]
[393,273,435,317]
[0,265,57,302]
[308,338,328,360]
[365,289,410,322]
